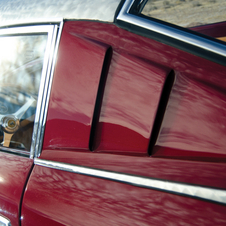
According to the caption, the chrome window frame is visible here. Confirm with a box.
[0,20,63,158]
[116,0,226,58]
[33,20,64,158]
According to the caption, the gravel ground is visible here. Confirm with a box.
[142,0,226,27]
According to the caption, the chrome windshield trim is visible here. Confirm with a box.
[35,158,226,205]
[0,25,54,35]
[117,0,226,57]
[0,215,11,226]
[35,21,64,158]
[0,18,63,28]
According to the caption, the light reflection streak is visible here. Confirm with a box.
[35,158,226,205]
[157,73,226,155]
[99,52,168,138]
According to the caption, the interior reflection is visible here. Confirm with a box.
[0,34,47,151]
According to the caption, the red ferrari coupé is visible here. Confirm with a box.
[0,0,226,225]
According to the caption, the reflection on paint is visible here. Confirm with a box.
[0,153,33,225]
[0,176,4,183]
[94,52,169,153]
[156,72,226,157]
[22,165,226,225]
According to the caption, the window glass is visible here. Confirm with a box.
[0,34,47,151]
[141,0,226,41]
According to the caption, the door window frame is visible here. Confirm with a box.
[0,21,63,158]
[116,0,226,66]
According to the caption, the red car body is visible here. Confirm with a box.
[0,0,226,225]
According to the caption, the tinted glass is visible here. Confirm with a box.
[0,34,47,151]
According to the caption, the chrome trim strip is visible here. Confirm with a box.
[35,158,226,205]
[29,25,56,159]
[117,0,226,57]
[0,18,63,28]
[33,25,58,158]
[0,25,54,35]
[0,215,11,226]
[35,21,64,158]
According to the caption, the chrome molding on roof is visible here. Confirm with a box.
[35,158,226,205]
[117,0,226,57]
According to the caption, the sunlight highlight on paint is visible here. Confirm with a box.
[0,176,5,183]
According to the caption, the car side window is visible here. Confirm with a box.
[141,0,226,41]
[0,34,47,152]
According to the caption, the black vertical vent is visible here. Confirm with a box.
[89,47,113,151]
[148,70,175,155]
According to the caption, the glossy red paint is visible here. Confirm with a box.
[154,72,226,159]
[93,52,170,154]
[43,25,109,151]
[42,21,226,160]
[21,21,226,226]
[22,165,226,226]
[40,150,226,189]
[63,21,226,91]
[0,152,33,226]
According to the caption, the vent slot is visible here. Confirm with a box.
[89,47,113,151]
[148,70,175,155]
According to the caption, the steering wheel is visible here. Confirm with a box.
[0,97,35,148]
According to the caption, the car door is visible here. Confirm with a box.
[21,0,226,225]
[0,23,60,226]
